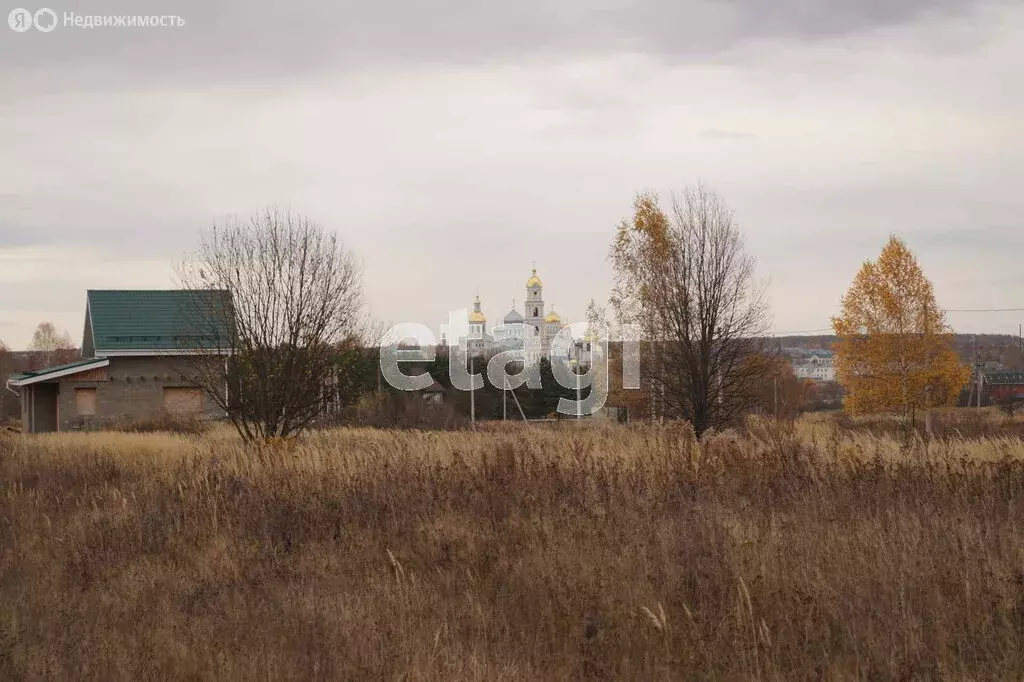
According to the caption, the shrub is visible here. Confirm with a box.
[997,395,1023,417]
[339,391,468,430]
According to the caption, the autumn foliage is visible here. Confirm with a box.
[832,236,969,417]
[608,187,771,434]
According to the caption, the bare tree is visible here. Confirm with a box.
[29,322,77,368]
[178,208,365,441]
[609,185,771,436]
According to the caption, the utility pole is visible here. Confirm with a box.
[469,355,475,424]
[977,368,984,411]
[575,340,582,423]
[508,380,528,421]
[973,334,980,409]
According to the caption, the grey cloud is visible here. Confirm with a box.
[1,0,1021,345]
[0,0,989,87]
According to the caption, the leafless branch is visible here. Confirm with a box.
[610,185,771,435]
[177,208,365,441]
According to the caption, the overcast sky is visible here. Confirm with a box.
[2,0,1022,349]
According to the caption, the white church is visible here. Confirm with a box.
[458,267,569,364]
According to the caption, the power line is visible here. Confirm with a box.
[771,328,833,336]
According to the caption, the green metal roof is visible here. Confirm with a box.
[8,356,109,385]
[87,290,232,352]
[985,371,1024,386]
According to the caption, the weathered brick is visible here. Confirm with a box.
[57,356,223,430]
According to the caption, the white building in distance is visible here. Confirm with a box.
[459,267,570,364]
[790,350,836,382]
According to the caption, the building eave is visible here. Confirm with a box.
[8,358,110,387]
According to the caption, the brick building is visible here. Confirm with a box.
[7,290,230,433]
[986,371,1024,402]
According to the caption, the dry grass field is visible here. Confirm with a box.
[3,412,1024,680]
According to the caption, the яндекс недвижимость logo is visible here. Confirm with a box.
[8,8,184,31]
[8,7,57,32]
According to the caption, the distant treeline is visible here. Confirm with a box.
[767,334,1024,369]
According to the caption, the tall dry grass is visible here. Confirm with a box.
[3,416,1024,679]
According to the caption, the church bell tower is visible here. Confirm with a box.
[524,265,544,332]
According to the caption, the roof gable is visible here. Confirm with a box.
[86,289,232,354]
[82,301,95,356]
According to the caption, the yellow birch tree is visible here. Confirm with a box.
[832,236,969,418]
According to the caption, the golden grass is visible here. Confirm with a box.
[3,416,1024,679]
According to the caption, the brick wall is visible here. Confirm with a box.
[57,356,224,430]
[990,385,1024,401]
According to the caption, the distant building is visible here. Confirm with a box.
[7,290,229,433]
[421,378,447,404]
[788,349,837,382]
[458,266,570,363]
[464,295,489,358]
[986,371,1024,402]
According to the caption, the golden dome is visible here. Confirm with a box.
[469,295,486,323]
[544,310,561,323]
[526,267,542,288]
